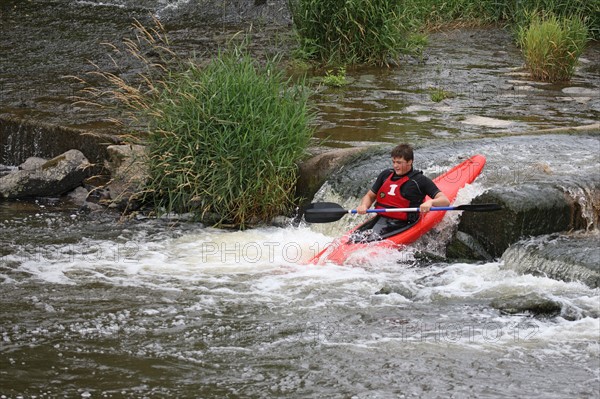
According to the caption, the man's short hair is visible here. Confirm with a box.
[391,144,414,161]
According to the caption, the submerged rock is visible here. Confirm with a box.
[446,231,493,261]
[501,233,600,288]
[461,115,516,128]
[491,289,597,320]
[0,150,91,199]
[490,293,563,318]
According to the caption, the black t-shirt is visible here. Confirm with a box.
[370,168,441,208]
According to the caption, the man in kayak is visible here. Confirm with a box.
[354,144,450,240]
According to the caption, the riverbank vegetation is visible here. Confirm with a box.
[289,0,597,70]
[288,0,420,66]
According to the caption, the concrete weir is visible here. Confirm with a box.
[0,116,118,168]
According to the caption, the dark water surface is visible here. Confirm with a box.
[1,0,598,142]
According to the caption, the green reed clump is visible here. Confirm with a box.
[517,13,588,82]
[144,48,314,227]
[289,0,416,66]
[429,87,456,102]
[77,20,314,227]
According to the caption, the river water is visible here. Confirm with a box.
[1,1,599,398]
[1,194,599,398]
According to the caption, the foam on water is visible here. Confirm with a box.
[8,209,597,308]
[4,195,597,365]
[2,215,599,397]
[8,224,335,287]
[154,0,192,20]
[74,0,126,8]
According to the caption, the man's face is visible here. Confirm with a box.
[392,157,412,175]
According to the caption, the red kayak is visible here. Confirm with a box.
[308,155,487,265]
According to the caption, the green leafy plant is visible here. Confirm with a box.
[322,67,348,87]
[429,87,455,102]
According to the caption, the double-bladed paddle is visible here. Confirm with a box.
[303,202,502,223]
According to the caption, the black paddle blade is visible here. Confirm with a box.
[303,202,349,223]
[453,203,502,212]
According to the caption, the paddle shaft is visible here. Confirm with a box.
[303,202,501,223]
[351,206,463,214]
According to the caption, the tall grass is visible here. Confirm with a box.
[517,13,588,81]
[399,0,501,30]
[145,49,314,227]
[401,0,598,37]
[77,20,314,227]
[289,0,417,66]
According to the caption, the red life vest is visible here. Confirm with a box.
[375,172,412,220]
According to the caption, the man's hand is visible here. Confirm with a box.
[357,190,377,214]
[356,204,368,214]
[420,200,435,213]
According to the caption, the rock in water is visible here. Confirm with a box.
[0,149,90,198]
[455,184,592,257]
[490,293,562,317]
[502,234,600,288]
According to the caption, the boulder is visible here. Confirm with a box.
[66,186,90,207]
[0,150,90,199]
[19,157,47,171]
[453,184,593,258]
[296,147,367,205]
[103,144,149,209]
